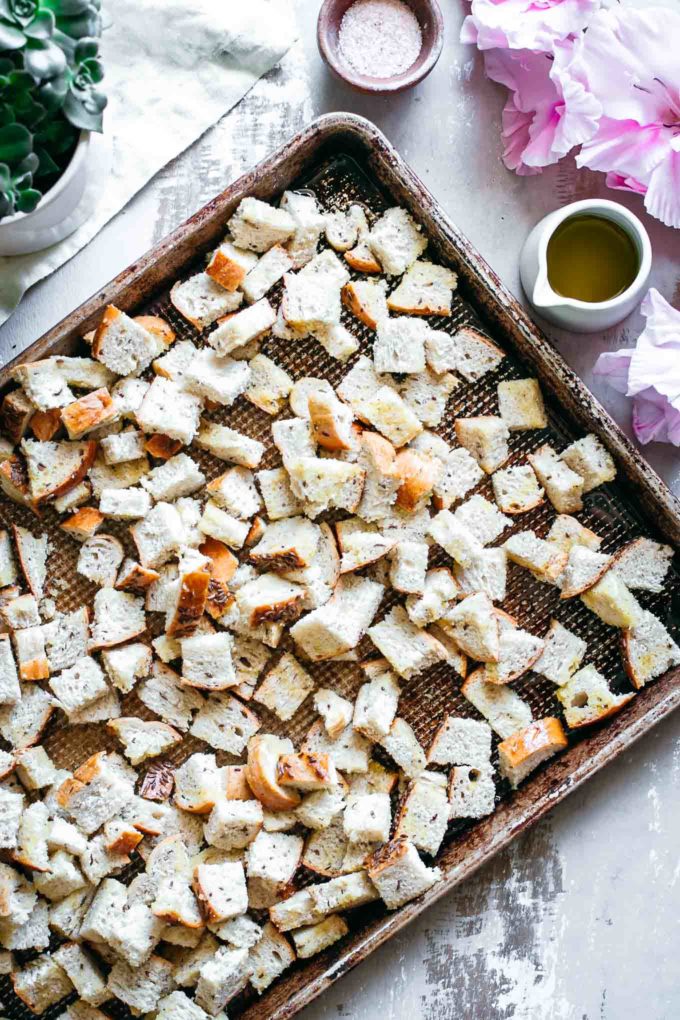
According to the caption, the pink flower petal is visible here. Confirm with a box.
[593,349,634,394]
[576,118,669,183]
[605,172,647,197]
[638,288,680,352]
[632,393,669,445]
[644,143,680,230]
[460,0,601,53]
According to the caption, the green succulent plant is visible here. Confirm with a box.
[0,0,105,221]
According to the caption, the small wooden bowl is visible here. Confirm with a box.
[317,0,444,94]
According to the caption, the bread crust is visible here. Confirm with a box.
[134,315,175,348]
[246,735,301,811]
[166,567,210,638]
[395,450,439,511]
[61,389,116,440]
[30,408,62,441]
[60,506,104,541]
[145,434,183,460]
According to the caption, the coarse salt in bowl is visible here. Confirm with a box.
[318,0,444,94]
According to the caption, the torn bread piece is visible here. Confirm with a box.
[362,386,423,448]
[394,774,449,855]
[431,445,484,510]
[108,718,182,766]
[560,433,616,492]
[302,721,371,776]
[448,765,495,819]
[136,378,203,446]
[207,299,276,357]
[373,317,429,374]
[12,525,48,599]
[355,431,401,523]
[241,244,293,302]
[492,463,544,514]
[14,626,50,680]
[394,448,441,511]
[367,207,427,276]
[244,354,293,416]
[342,278,388,329]
[406,567,460,627]
[1,387,34,442]
[498,717,567,788]
[533,620,587,686]
[353,666,400,742]
[497,378,547,431]
[190,693,261,755]
[622,610,680,689]
[580,572,642,629]
[236,574,305,628]
[428,715,492,767]
[399,367,458,428]
[314,689,354,740]
[205,240,258,292]
[77,533,124,587]
[462,669,533,739]
[308,392,357,452]
[343,791,391,844]
[611,537,674,594]
[290,575,384,662]
[546,514,602,553]
[99,486,151,521]
[92,306,161,377]
[481,627,544,685]
[527,444,583,514]
[183,350,250,407]
[61,389,117,441]
[196,423,265,468]
[49,655,108,714]
[388,259,458,316]
[88,589,146,650]
[503,531,569,585]
[22,438,97,503]
[428,510,483,567]
[325,203,365,252]
[287,457,365,516]
[101,642,152,694]
[132,502,184,568]
[379,717,426,779]
[253,653,315,722]
[388,540,429,594]
[556,666,634,729]
[453,546,507,602]
[425,325,505,382]
[439,593,499,662]
[170,273,243,330]
[228,197,295,253]
[181,632,235,691]
[455,416,510,474]
[12,362,73,411]
[558,545,612,598]
[366,836,440,909]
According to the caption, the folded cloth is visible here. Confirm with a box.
[0,0,297,326]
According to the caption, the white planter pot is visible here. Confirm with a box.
[0,131,92,257]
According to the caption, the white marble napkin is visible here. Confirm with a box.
[0,0,297,325]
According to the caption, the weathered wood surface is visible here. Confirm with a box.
[0,2,678,1017]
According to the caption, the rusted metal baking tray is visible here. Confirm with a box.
[0,113,678,1020]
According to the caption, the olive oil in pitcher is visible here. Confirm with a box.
[546,214,639,303]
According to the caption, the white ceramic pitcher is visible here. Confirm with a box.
[519,198,652,333]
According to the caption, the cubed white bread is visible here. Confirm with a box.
[399,368,459,428]
[155,991,216,1020]
[60,389,118,441]
[228,196,296,253]
[547,514,602,553]
[428,716,492,767]
[373,317,429,374]
[277,751,337,792]
[207,299,276,357]
[439,593,499,662]
[153,338,199,388]
[99,486,151,520]
[290,576,384,661]
[560,433,616,492]
[388,259,458,316]
[482,627,545,685]
[229,634,271,701]
[527,444,583,514]
[190,693,260,755]
[12,525,48,599]
[15,746,56,793]
[116,558,160,593]
[300,817,347,877]
[389,540,429,594]
[171,932,221,987]
[100,429,145,465]
[244,733,299,812]
[337,524,393,574]
[239,244,292,302]
[448,765,496,818]
[76,533,124,588]
[244,353,293,416]
[88,589,146,650]
[362,386,423,448]
[341,277,388,330]
[11,799,50,871]
[325,204,365,252]
[12,954,74,1014]
[281,191,327,267]
[454,416,510,474]
[427,509,483,567]
[503,531,569,585]
[246,830,303,891]
[622,610,680,689]
[88,452,150,497]
[290,915,348,959]
[580,571,643,628]
[497,378,547,430]
[611,537,674,594]
[366,836,440,909]
[249,517,319,572]
[107,955,175,1013]
[1,592,39,630]
[110,376,150,419]
[281,521,340,611]
[22,438,97,502]
[208,911,262,948]
[313,321,359,362]
[368,605,446,680]
[314,689,354,739]
[355,431,400,522]
[136,378,202,446]
[394,774,449,855]
[558,545,612,597]
[68,687,121,726]
[206,466,260,521]
[432,446,485,510]
[353,668,400,742]
[453,547,508,603]
[173,753,220,814]
[425,325,505,382]
[204,799,263,850]
[0,684,55,749]
[196,423,265,467]
[108,717,181,765]
[13,625,50,680]
[195,944,252,1013]
[53,942,107,1006]
[343,792,391,844]
[336,355,387,420]
[0,529,17,587]
[253,652,315,722]
[302,721,371,776]
[193,859,248,923]
[533,620,587,686]
[281,267,341,333]
[2,388,39,442]
[498,717,568,788]
[491,463,545,514]
[206,240,258,291]
[0,786,23,847]
[556,665,634,729]
[235,573,305,627]
[367,207,427,276]
[454,494,511,546]
[295,779,347,831]
[271,416,315,470]
[183,350,251,408]
[288,377,335,419]
[199,502,250,551]
[249,921,296,992]
[287,457,365,517]
[49,656,108,713]
[308,392,357,454]
[462,669,533,739]
[171,273,243,330]
[91,306,160,377]
[181,632,235,691]
[405,568,460,627]
[379,717,426,779]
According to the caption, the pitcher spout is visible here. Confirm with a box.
[532,272,555,309]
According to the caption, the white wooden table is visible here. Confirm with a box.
[0,3,678,1017]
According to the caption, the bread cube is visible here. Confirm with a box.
[374,317,429,374]
[379,717,426,779]
[387,259,458,316]
[462,669,533,739]
[196,423,264,468]
[428,716,492,767]
[612,536,673,594]
[367,207,427,276]
[12,954,73,1014]
[107,955,175,1013]
[302,721,371,776]
[314,689,353,740]
[193,860,248,922]
[448,765,496,818]
[556,666,634,729]
[190,693,260,755]
[497,378,547,430]
[492,463,545,514]
[580,571,642,628]
[108,718,181,766]
[498,717,568,787]
[228,196,296,252]
[253,652,314,722]
[14,625,50,680]
[366,836,440,909]
[425,325,505,382]
[170,272,243,330]
[92,305,160,377]
[136,378,202,446]
[503,531,569,584]
[533,619,587,686]
[207,299,276,357]
[622,610,680,689]
[527,444,583,514]
[368,605,446,680]
[560,433,616,492]
[290,576,384,662]
[440,593,499,662]
[455,416,509,474]
[206,240,258,292]
[88,589,146,650]
[249,921,296,992]
[244,353,293,415]
[394,775,449,855]
[343,792,391,844]
[363,386,423,448]
[546,513,602,553]
[353,669,400,742]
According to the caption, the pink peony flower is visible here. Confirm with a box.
[483,41,601,174]
[594,289,680,446]
[460,0,602,54]
[567,6,680,228]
